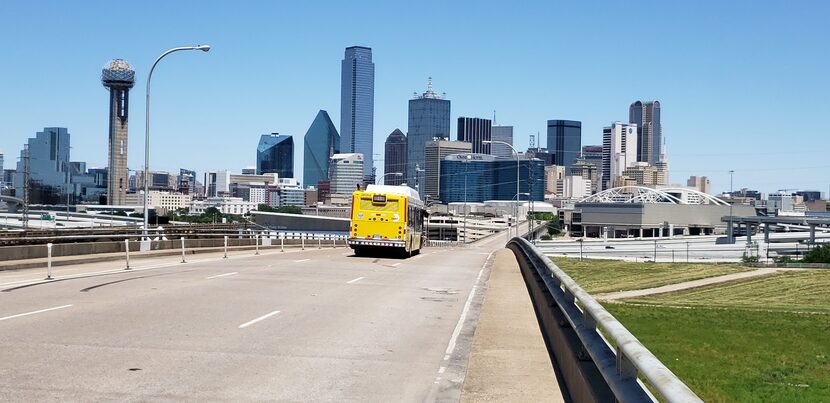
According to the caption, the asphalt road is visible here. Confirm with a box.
[0,235,508,402]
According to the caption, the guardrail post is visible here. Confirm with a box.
[46,243,53,280]
[332,237,336,248]
[302,235,305,250]
[125,239,131,270]
[255,234,260,255]
[223,236,228,259]
[617,351,638,381]
[180,237,186,263]
[280,234,284,252]
[317,236,321,250]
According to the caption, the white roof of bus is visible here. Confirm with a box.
[365,184,422,203]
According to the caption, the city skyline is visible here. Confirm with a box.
[0,2,828,194]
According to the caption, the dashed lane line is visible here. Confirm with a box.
[238,310,281,329]
[0,304,73,322]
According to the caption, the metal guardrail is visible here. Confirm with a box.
[507,237,702,403]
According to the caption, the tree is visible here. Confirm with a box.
[802,244,830,263]
[547,220,561,236]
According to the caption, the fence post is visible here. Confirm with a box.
[223,236,228,259]
[302,235,305,250]
[672,249,675,263]
[332,237,336,249]
[255,234,260,255]
[180,237,186,263]
[653,240,658,263]
[46,243,53,280]
[318,235,321,250]
[125,239,131,270]
[281,234,284,252]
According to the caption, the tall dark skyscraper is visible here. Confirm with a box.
[546,120,582,169]
[257,133,294,178]
[457,117,492,154]
[303,110,340,188]
[407,78,450,192]
[101,59,135,205]
[340,46,375,177]
[629,100,662,165]
[384,129,407,186]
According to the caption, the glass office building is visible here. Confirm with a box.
[383,129,407,186]
[340,46,375,177]
[257,133,294,179]
[546,120,582,169]
[629,100,662,165]
[14,127,73,204]
[303,110,340,188]
[439,153,544,203]
[407,79,450,191]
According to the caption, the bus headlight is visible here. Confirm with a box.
[393,214,400,222]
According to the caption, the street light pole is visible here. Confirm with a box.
[483,140,519,240]
[143,45,210,236]
[728,169,734,243]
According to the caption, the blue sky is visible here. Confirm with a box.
[0,1,828,194]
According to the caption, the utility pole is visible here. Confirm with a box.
[22,144,30,230]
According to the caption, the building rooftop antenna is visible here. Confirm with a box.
[493,110,497,125]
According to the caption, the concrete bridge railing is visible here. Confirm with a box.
[507,237,702,403]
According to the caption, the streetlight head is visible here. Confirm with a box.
[482,140,492,144]
[196,44,211,52]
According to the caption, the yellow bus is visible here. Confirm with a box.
[348,184,426,257]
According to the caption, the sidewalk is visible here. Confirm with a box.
[460,248,565,402]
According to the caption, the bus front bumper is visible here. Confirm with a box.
[348,238,405,248]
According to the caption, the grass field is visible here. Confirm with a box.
[550,257,746,294]
[627,270,830,313]
[606,304,830,402]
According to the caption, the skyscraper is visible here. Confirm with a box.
[439,153,544,203]
[101,59,135,205]
[457,117,492,154]
[546,120,582,169]
[424,139,472,201]
[340,46,375,177]
[13,128,72,204]
[629,100,662,165]
[329,153,364,195]
[407,78,451,192]
[384,129,407,185]
[490,125,514,158]
[601,122,638,190]
[303,110,340,188]
[256,133,294,179]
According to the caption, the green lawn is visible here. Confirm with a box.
[550,257,747,294]
[606,304,830,402]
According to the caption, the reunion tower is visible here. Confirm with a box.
[101,59,135,205]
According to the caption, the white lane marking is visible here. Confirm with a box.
[443,251,492,359]
[391,263,401,267]
[0,304,73,322]
[206,272,238,280]
[238,310,281,329]
[438,366,446,374]
[346,276,365,284]
[293,259,311,263]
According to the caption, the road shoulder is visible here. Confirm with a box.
[459,248,564,403]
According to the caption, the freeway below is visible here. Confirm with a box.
[535,231,830,263]
[0,229,517,401]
